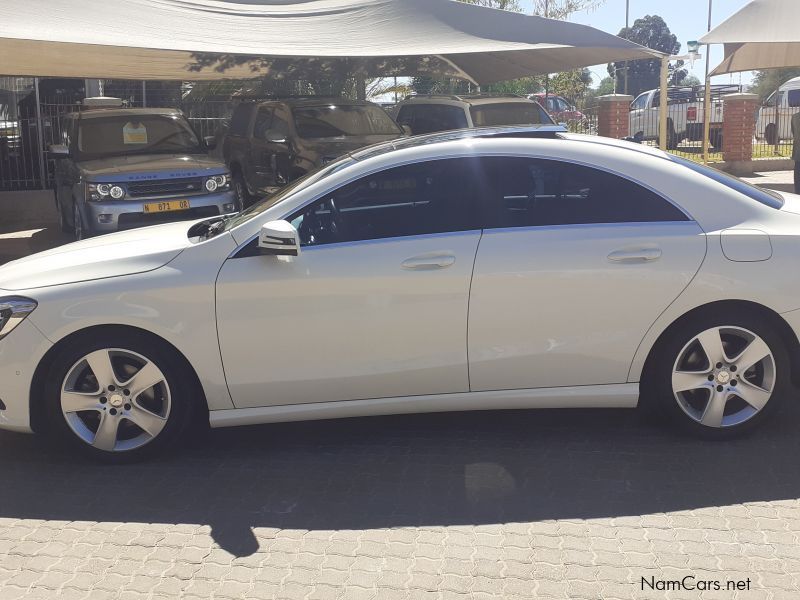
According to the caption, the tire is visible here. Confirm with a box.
[232,169,250,211]
[709,131,723,151]
[765,123,778,146]
[73,202,85,240]
[643,309,791,439]
[55,191,70,234]
[42,329,196,462]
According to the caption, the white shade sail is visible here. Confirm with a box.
[0,0,662,83]
[700,0,800,75]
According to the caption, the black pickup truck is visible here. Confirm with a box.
[222,97,405,206]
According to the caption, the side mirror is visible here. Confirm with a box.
[204,135,217,150]
[258,220,300,257]
[49,143,69,157]
[264,129,287,144]
[401,124,413,136]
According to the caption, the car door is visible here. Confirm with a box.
[247,105,276,190]
[216,158,483,408]
[467,156,705,392]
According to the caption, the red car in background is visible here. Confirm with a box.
[529,93,584,123]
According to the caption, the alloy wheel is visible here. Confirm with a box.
[671,326,776,428]
[60,348,171,452]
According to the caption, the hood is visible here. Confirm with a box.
[0,221,193,291]
[77,154,226,180]
[778,192,800,215]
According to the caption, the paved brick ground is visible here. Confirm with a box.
[2,171,800,599]
[2,403,800,599]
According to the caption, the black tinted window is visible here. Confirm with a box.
[470,103,552,127]
[403,105,469,135]
[253,107,273,139]
[289,159,479,247]
[229,104,254,136]
[478,157,687,228]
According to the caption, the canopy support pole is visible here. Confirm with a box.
[702,77,712,163]
[659,57,669,151]
[33,77,46,190]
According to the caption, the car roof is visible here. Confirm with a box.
[399,94,538,107]
[351,125,567,161]
[242,97,378,108]
[65,107,182,120]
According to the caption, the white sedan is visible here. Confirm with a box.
[1,126,798,460]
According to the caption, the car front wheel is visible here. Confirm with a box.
[43,331,195,461]
[646,311,790,438]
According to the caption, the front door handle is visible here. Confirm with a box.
[401,253,456,270]
[607,247,662,263]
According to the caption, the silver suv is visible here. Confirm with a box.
[393,94,553,136]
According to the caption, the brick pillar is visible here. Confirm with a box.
[722,93,759,176]
[597,94,633,139]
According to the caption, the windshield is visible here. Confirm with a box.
[668,155,784,209]
[293,104,401,138]
[470,103,552,127]
[76,114,202,160]
[223,155,357,231]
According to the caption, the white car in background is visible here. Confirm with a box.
[0,126,798,461]
[756,75,800,144]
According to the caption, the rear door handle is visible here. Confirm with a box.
[607,247,662,263]
[402,253,456,270]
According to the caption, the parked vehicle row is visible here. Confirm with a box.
[628,84,740,151]
[756,75,800,144]
[2,126,797,460]
[50,94,554,237]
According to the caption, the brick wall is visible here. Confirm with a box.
[597,94,633,139]
[722,93,759,166]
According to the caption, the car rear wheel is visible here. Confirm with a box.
[765,123,778,146]
[43,331,195,461]
[645,310,790,438]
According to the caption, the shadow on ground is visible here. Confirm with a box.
[1,403,799,557]
[0,227,71,265]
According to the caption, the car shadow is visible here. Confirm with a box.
[1,404,799,557]
[0,226,71,265]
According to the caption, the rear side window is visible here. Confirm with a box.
[229,104,254,136]
[402,105,468,135]
[668,155,784,209]
[470,103,552,127]
[477,157,688,228]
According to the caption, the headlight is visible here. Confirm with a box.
[87,183,125,201]
[0,297,37,341]
[205,174,229,193]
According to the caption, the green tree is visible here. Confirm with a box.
[751,68,800,101]
[596,76,615,96]
[608,15,685,97]
[457,0,521,10]
[678,74,702,87]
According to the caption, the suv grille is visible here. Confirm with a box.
[127,177,205,198]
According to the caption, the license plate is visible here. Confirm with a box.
[143,199,190,214]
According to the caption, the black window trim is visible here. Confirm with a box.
[229,153,694,258]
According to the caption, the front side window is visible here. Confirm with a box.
[631,93,648,110]
[253,107,273,140]
[292,104,401,138]
[76,114,202,160]
[288,159,480,247]
[478,157,688,228]
[470,103,551,127]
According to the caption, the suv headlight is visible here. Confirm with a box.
[0,297,37,341]
[87,183,126,201]
[205,174,229,193]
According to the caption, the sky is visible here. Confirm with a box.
[518,0,755,89]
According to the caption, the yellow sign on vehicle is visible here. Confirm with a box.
[143,200,190,214]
